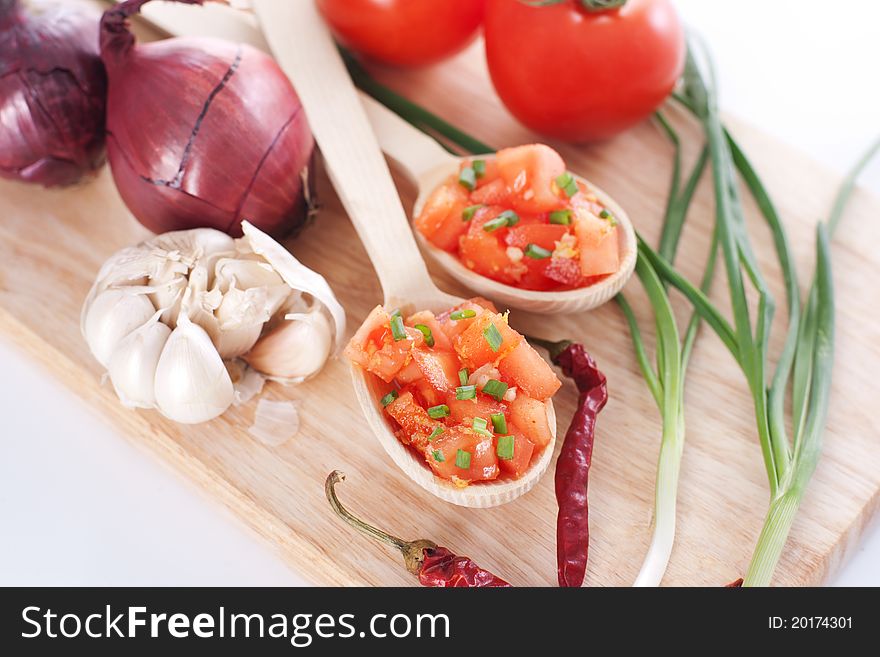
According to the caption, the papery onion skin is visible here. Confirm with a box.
[0,0,107,186]
[100,0,316,239]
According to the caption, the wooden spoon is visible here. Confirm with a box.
[252,0,555,508]
[361,95,638,315]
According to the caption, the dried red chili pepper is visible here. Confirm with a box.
[325,471,511,587]
[725,578,744,588]
[531,338,608,588]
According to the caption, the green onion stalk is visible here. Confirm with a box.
[649,40,880,585]
[344,51,878,586]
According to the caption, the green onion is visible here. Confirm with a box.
[598,209,610,219]
[427,404,450,419]
[432,450,445,463]
[555,171,579,197]
[449,309,476,321]
[389,308,401,318]
[482,216,508,233]
[549,209,572,225]
[498,209,520,226]
[496,435,515,461]
[491,412,507,435]
[524,244,552,259]
[458,166,476,190]
[483,323,503,352]
[428,426,444,442]
[455,385,476,400]
[473,159,486,178]
[481,379,508,401]
[455,449,472,469]
[458,368,469,386]
[380,390,398,407]
[462,204,483,222]
[389,314,406,341]
[414,323,434,347]
[472,417,492,436]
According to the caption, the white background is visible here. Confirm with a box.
[1,0,878,586]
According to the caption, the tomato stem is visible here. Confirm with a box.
[519,0,628,12]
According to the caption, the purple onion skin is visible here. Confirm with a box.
[0,0,107,187]
[100,0,316,239]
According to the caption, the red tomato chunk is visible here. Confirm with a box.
[413,144,621,292]
[346,299,561,486]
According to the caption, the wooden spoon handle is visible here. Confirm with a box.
[252,0,435,304]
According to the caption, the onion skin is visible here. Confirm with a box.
[0,0,107,186]
[100,0,316,238]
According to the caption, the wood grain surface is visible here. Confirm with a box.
[1,3,878,586]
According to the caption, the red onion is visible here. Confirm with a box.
[0,0,107,186]
[100,0,316,238]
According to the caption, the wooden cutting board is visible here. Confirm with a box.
[2,3,878,586]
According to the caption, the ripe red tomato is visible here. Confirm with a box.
[316,0,486,68]
[484,0,685,141]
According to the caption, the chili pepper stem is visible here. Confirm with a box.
[325,471,436,576]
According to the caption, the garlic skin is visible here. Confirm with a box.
[81,221,345,424]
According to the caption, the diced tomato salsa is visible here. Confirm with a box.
[344,299,561,487]
[414,144,621,292]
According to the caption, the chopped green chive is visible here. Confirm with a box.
[428,426,444,442]
[427,404,450,419]
[491,412,507,434]
[498,209,520,226]
[482,209,519,232]
[414,323,434,347]
[483,323,503,352]
[473,159,486,178]
[555,171,579,198]
[598,209,618,225]
[380,390,398,407]
[482,216,509,233]
[462,204,483,222]
[524,243,552,259]
[458,368,470,386]
[458,166,476,191]
[482,379,509,401]
[449,309,476,321]
[432,449,445,463]
[496,435,515,460]
[389,314,407,341]
[472,417,492,436]
[455,385,477,400]
[549,209,572,225]
[455,449,472,469]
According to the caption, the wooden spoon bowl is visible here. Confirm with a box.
[362,96,638,315]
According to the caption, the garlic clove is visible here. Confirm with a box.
[240,221,346,351]
[83,288,156,367]
[245,306,333,382]
[154,314,234,424]
[107,312,171,408]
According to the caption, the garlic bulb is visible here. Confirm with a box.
[82,221,345,424]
